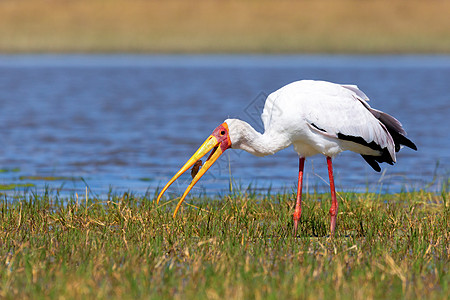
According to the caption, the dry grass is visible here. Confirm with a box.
[0,188,448,299]
[0,0,449,53]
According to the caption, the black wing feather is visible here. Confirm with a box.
[357,100,417,171]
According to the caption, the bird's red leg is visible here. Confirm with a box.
[327,156,338,236]
[293,157,305,236]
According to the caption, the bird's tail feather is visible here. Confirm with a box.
[357,102,417,172]
[367,107,417,152]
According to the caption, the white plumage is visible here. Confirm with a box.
[157,80,417,236]
[227,80,415,171]
[262,80,389,157]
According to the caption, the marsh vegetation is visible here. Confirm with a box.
[0,188,448,299]
[1,0,450,53]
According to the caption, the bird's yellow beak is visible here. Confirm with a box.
[156,123,231,217]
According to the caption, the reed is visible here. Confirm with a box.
[0,187,448,299]
[0,0,449,53]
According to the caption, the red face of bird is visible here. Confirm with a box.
[156,122,232,217]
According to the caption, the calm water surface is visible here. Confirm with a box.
[0,55,448,198]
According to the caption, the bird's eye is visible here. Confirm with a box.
[220,130,226,135]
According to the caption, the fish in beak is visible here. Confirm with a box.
[156,122,232,217]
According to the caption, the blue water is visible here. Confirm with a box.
[0,55,448,199]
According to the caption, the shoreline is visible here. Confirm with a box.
[1,0,449,54]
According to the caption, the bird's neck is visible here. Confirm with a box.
[228,119,290,157]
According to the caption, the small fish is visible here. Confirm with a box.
[191,160,203,178]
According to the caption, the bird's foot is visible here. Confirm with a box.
[329,203,338,236]
[293,220,298,237]
[329,214,337,237]
[293,210,301,237]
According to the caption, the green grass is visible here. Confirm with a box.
[0,189,448,299]
[0,168,20,173]
[18,176,77,181]
[0,183,35,190]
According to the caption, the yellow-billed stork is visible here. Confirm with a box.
[156,80,417,236]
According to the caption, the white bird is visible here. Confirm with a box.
[156,80,417,236]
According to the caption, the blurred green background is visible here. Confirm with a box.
[1,0,449,53]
